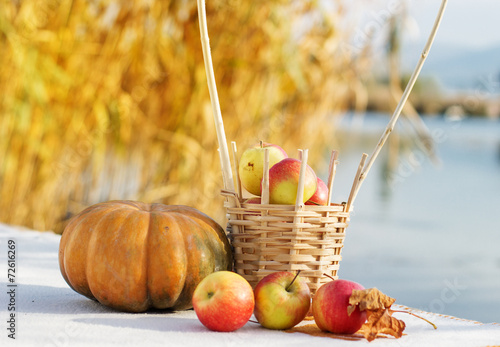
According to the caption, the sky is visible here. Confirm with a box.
[402,0,500,90]
[341,0,500,54]
[340,0,500,91]
[407,0,500,49]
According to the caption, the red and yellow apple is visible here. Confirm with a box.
[244,197,261,204]
[254,272,311,330]
[267,158,317,205]
[306,177,329,206]
[239,142,288,196]
[192,271,255,332]
[312,279,367,334]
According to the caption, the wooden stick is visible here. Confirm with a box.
[390,79,441,166]
[295,149,308,209]
[261,148,270,205]
[259,148,270,272]
[346,153,368,213]
[349,0,448,205]
[196,0,235,193]
[326,150,339,206]
[231,141,242,199]
[291,149,308,271]
[197,0,242,253]
[217,148,226,189]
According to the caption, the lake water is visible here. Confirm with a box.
[323,113,500,323]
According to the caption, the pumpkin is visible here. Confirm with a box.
[59,200,233,312]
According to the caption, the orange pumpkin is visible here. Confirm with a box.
[59,201,233,312]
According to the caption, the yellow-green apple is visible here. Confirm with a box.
[192,271,255,332]
[312,279,367,334]
[268,158,317,205]
[239,142,288,196]
[254,271,311,330]
[306,177,329,206]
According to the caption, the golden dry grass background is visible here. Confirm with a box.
[0,0,369,233]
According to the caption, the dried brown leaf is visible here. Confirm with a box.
[347,287,396,315]
[348,287,406,341]
[362,309,406,342]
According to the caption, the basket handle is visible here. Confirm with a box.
[347,0,448,207]
[197,0,235,194]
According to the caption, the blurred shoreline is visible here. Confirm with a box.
[363,82,500,119]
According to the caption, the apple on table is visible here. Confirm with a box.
[239,142,288,196]
[192,271,255,332]
[253,271,311,330]
[312,279,367,334]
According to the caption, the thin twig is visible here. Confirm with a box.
[196,0,235,193]
[197,0,243,250]
[231,141,242,199]
[346,153,368,213]
[261,148,270,205]
[295,149,308,209]
[349,0,448,205]
[391,310,437,330]
[326,150,338,206]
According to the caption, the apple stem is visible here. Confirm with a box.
[260,140,264,148]
[285,270,301,292]
[391,309,437,330]
[323,273,336,281]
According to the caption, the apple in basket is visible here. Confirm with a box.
[244,197,261,204]
[268,158,317,205]
[192,271,254,332]
[306,177,329,206]
[312,279,367,334]
[239,142,288,196]
[254,271,311,330]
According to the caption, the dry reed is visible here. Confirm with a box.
[0,0,368,233]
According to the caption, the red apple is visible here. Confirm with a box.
[244,197,261,204]
[254,272,311,330]
[267,158,317,205]
[239,142,288,196]
[312,279,367,334]
[306,177,329,206]
[192,271,255,332]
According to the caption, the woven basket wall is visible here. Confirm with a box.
[223,192,350,295]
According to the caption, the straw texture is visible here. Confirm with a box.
[223,191,349,293]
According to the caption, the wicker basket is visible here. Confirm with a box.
[218,146,366,295]
[196,0,446,296]
[223,191,350,294]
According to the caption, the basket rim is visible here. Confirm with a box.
[230,201,348,211]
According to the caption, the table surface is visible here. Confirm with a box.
[1,224,499,347]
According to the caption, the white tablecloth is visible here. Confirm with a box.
[1,224,499,347]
